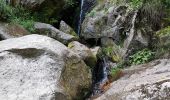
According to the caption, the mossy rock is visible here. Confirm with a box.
[108,68,123,82]
[156,26,170,37]
[154,26,170,58]
[112,55,121,62]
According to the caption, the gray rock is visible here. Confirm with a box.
[101,37,115,47]
[81,1,151,59]
[59,21,77,36]
[34,22,78,45]
[68,41,96,68]
[0,34,91,100]
[0,23,30,40]
[95,59,170,100]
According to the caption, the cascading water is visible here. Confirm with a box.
[78,0,84,36]
[91,56,111,98]
[77,0,96,36]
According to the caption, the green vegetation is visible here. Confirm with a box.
[155,26,170,58]
[130,49,155,65]
[87,10,96,17]
[110,67,121,77]
[102,46,122,62]
[156,26,170,37]
[64,0,77,8]
[129,0,170,9]
[0,0,61,33]
[0,1,36,32]
[109,67,123,82]
[102,47,114,57]
[129,0,143,9]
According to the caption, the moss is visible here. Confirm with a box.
[67,43,74,48]
[109,68,123,82]
[156,26,170,37]
[84,55,97,68]
[112,55,121,62]
[70,31,78,37]
[154,26,170,58]
[61,54,91,99]
[101,46,122,62]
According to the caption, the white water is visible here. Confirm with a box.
[78,0,84,36]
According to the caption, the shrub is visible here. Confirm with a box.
[156,26,170,37]
[102,46,122,62]
[130,49,155,65]
[0,1,59,33]
[0,0,36,32]
[129,0,143,9]
[109,67,123,82]
[111,68,121,76]
[64,0,77,8]
[0,0,13,20]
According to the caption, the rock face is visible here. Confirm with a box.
[0,34,91,100]
[68,41,96,68]
[81,1,152,59]
[34,22,78,45]
[95,59,170,100]
[0,23,30,40]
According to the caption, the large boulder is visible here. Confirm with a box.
[0,23,30,40]
[34,22,78,45]
[0,34,91,100]
[68,41,96,68]
[95,59,170,100]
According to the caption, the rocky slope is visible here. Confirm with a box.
[95,59,170,100]
[0,0,170,100]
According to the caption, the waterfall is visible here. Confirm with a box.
[78,0,84,36]
[91,57,110,97]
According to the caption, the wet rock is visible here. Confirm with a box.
[68,41,96,68]
[91,57,111,97]
[0,23,30,40]
[0,34,91,100]
[95,59,170,100]
[34,22,78,45]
